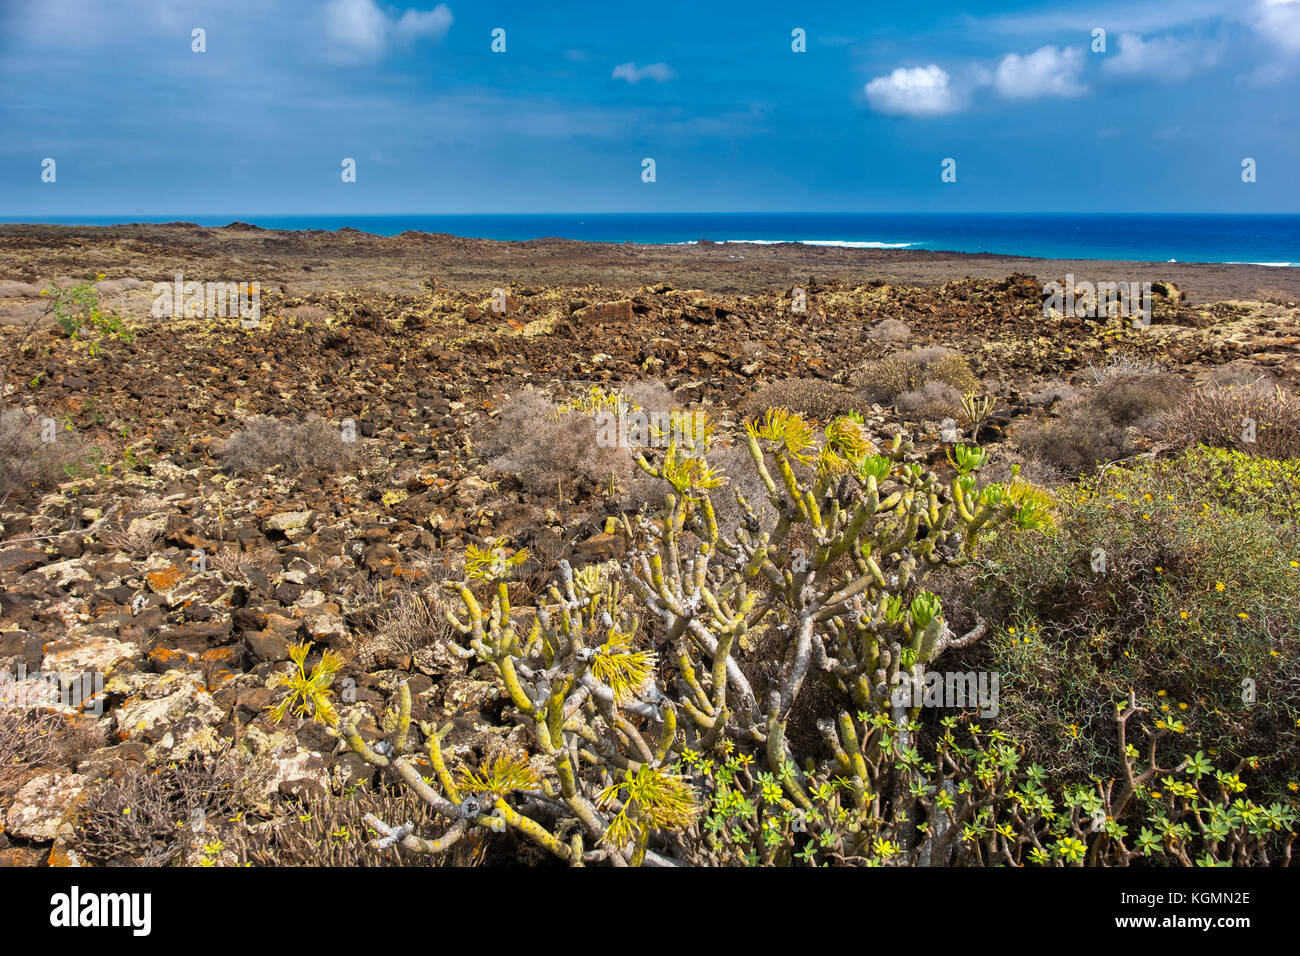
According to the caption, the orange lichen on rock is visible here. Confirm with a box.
[145,565,187,592]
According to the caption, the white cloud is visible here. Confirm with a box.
[611,62,675,83]
[323,0,452,62]
[1253,0,1300,51]
[993,45,1087,98]
[393,6,453,41]
[1103,32,1221,80]
[864,65,959,116]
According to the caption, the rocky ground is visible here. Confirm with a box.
[1,224,1298,865]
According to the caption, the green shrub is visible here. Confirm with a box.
[42,275,134,356]
[970,446,1300,796]
[1189,446,1300,525]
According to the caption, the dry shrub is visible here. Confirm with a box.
[1028,381,1079,408]
[476,390,637,498]
[0,407,87,503]
[216,414,363,475]
[515,529,570,600]
[620,379,676,413]
[1206,363,1274,389]
[975,445,1068,488]
[1016,367,1183,475]
[1017,411,1132,476]
[70,751,259,866]
[898,381,964,421]
[232,786,485,867]
[1086,367,1184,427]
[708,441,780,539]
[103,519,162,557]
[1161,383,1300,460]
[1254,288,1298,307]
[361,590,455,668]
[283,304,333,324]
[0,710,64,800]
[854,347,978,405]
[735,378,859,423]
[866,319,911,343]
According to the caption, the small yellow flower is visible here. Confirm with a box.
[1179,611,1189,620]
[1290,561,1299,569]
[1215,582,1226,592]
[1238,612,1249,620]
[1178,702,1187,710]
[1157,690,1167,697]
[1288,782,1298,792]
[1155,566,1163,573]
[1008,627,1016,635]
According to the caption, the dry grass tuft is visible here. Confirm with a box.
[1161,383,1300,460]
[216,414,364,475]
[866,319,911,343]
[735,378,860,423]
[854,347,979,406]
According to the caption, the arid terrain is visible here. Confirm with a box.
[1,223,1297,867]
[4,222,1300,304]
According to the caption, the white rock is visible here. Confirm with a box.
[5,772,88,842]
[112,672,224,744]
[43,634,140,677]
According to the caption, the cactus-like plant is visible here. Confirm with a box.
[332,410,1048,861]
[331,408,1295,865]
[960,392,994,433]
[271,640,344,724]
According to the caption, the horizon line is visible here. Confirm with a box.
[4,211,1300,220]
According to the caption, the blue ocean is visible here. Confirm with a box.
[6,213,1299,266]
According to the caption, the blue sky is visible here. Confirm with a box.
[1,0,1297,215]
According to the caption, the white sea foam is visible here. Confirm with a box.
[675,238,918,249]
[1225,261,1298,267]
